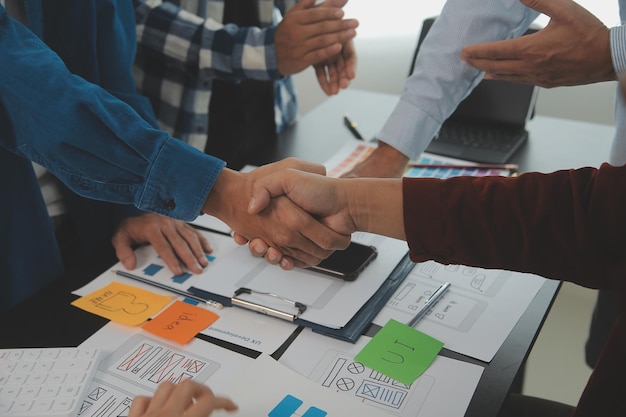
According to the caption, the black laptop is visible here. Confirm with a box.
[413,17,539,164]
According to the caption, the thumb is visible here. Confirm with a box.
[519,0,558,18]
[112,233,138,270]
[247,173,292,214]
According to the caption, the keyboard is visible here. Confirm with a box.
[426,121,529,164]
[436,122,525,152]
[0,347,100,417]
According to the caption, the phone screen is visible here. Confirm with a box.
[307,242,377,281]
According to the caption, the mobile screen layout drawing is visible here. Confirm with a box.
[309,349,435,415]
[77,335,220,417]
[307,242,378,281]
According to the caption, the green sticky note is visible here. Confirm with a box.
[354,319,444,385]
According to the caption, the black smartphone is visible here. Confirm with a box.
[307,242,378,281]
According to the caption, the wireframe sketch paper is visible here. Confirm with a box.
[372,260,546,361]
[279,328,483,417]
[77,322,254,417]
[212,353,395,417]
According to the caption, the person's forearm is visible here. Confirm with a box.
[348,178,405,240]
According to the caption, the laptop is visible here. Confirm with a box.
[412,17,539,164]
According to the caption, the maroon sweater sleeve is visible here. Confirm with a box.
[403,163,626,416]
[402,163,626,294]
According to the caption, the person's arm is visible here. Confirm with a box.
[247,163,626,292]
[0,7,348,266]
[344,0,539,178]
[134,0,357,81]
[460,0,615,87]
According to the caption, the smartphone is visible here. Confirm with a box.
[307,242,378,281]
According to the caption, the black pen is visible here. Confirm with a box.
[111,269,223,309]
[343,114,365,140]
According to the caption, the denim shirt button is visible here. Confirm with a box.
[164,198,176,211]
[79,183,92,190]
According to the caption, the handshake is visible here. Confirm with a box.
[201,157,405,270]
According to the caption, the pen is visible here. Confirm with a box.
[409,163,518,171]
[407,282,451,328]
[343,114,365,140]
[111,269,223,309]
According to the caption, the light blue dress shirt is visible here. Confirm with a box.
[379,0,626,162]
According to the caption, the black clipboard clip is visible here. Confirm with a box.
[231,287,307,322]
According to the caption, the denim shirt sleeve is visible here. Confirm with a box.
[377,0,539,160]
[134,0,281,82]
[0,6,226,221]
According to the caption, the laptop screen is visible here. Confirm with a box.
[448,79,538,128]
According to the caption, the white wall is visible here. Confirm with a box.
[293,1,620,126]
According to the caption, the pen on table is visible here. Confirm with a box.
[111,269,223,309]
[343,114,365,140]
[409,163,518,171]
[407,282,451,328]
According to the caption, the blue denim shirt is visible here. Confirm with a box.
[0,0,225,307]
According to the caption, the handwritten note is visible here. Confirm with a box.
[71,281,171,326]
[143,300,220,344]
[354,319,444,385]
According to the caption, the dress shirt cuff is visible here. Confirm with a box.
[138,138,226,222]
[376,99,441,161]
[610,25,626,76]
[402,177,447,263]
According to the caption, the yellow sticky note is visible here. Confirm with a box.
[71,281,171,326]
[142,300,220,345]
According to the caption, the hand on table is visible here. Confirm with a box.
[112,213,212,275]
[460,0,614,87]
[128,379,237,417]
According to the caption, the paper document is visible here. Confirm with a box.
[279,328,483,417]
[73,231,298,355]
[78,322,254,417]
[373,260,546,362]
[213,353,395,417]
[191,232,408,329]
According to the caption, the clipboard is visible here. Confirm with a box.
[189,254,414,343]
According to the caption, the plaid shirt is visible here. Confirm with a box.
[134,0,298,151]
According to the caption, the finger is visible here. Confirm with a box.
[277,157,326,175]
[111,232,138,270]
[325,59,340,93]
[279,256,296,270]
[128,396,150,417]
[233,232,250,245]
[317,0,349,8]
[520,0,562,19]
[178,224,212,268]
[461,35,531,63]
[314,63,334,95]
[146,381,177,412]
[149,231,185,275]
[191,395,238,417]
[249,239,270,258]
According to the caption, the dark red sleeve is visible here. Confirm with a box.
[402,163,626,293]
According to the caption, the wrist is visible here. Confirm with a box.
[202,168,243,222]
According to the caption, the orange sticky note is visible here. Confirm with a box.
[71,281,171,326]
[142,300,220,344]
